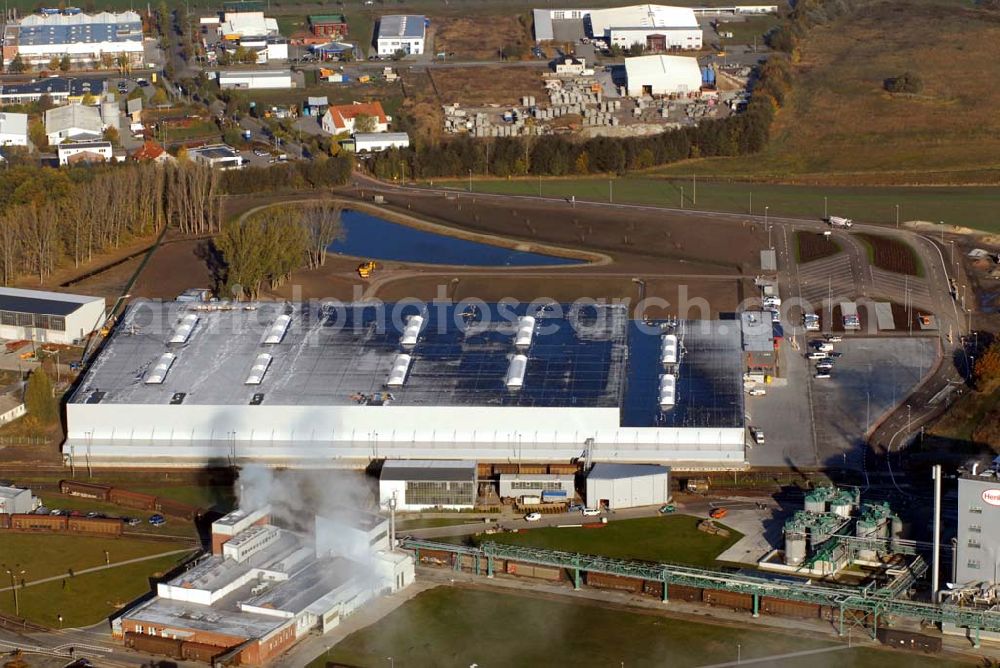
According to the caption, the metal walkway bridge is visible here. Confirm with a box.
[401,538,1000,645]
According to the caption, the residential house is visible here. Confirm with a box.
[321,101,388,135]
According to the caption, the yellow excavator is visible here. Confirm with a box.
[357,261,378,279]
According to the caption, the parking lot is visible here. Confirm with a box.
[748,335,939,470]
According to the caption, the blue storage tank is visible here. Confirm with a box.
[702,66,716,85]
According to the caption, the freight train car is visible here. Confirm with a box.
[59,480,111,500]
[109,488,159,511]
[505,561,563,581]
[702,589,754,611]
[125,632,184,659]
[876,628,942,654]
[0,513,9,529]
[68,516,123,537]
[586,571,643,593]
[11,514,68,531]
[155,498,201,520]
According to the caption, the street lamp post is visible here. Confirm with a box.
[5,567,26,616]
[940,220,945,242]
[468,169,472,193]
[895,204,900,229]
[824,196,827,220]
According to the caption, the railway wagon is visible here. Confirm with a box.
[586,571,643,593]
[0,513,9,529]
[505,561,563,581]
[702,589,754,611]
[68,516,123,536]
[761,596,822,619]
[11,513,68,531]
[59,479,111,500]
[876,628,942,653]
[108,488,159,511]
[155,497,201,520]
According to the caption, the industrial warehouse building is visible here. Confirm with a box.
[0,288,105,345]
[499,473,575,502]
[533,4,702,50]
[0,113,28,147]
[216,70,293,89]
[586,463,670,509]
[624,54,703,97]
[0,485,34,514]
[188,144,244,169]
[64,302,746,468]
[0,77,104,106]
[1,10,144,69]
[954,466,1000,587]
[376,15,425,57]
[119,506,413,664]
[379,460,478,510]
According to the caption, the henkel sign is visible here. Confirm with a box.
[982,489,1000,507]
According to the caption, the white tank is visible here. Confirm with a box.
[784,532,807,566]
[830,501,852,518]
[803,498,826,514]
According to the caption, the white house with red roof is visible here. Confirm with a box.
[321,101,389,135]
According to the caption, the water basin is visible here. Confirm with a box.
[329,210,583,267]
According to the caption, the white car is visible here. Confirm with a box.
[815,372,831,379]
[581,508,601,516]
[807,351,827,360]
[825,335,842,342]
[746,387,766,396]
[524,512,542,522]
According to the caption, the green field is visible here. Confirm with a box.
[432,177,1000,234]
[467,515,741,568]
[310,587,965,668]
[0,534,192,582]
[654,0,1000,184]
[0,552,191,628]
[396,517,485,530]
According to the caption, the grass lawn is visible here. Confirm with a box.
[717,15,781,46]
[0,534,192,582]
[471,515,741,568]
[396,517,486,530]
[131,484,236,513]
[0,552,191,628]
[654,0,1000,185]
[310,587,965,668]
[431,177,1000,234]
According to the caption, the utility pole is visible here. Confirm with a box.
[895,204,900,229]
[823,196,827,220]
[932,465,942,600]
[680,185,684,209]
[692,174,696,205]
[748,188,752,215]
[609,179,613,203]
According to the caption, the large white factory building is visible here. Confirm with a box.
[64,301,745,469]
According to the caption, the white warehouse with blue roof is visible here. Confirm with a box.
[2,10,144,69]
[376,15,425,57]
[64,301,746,469]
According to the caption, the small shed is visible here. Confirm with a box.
[586,463,670,510]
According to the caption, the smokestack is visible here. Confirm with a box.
[932,465,942,599]
[973,463,979,476]
[389,491,397,549]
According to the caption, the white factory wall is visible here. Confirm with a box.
[378,479,473,511]
[586,472,669,509]
[64,402,746,467]
[610,27,702,49]
[0,487,33,514]
[218,73,292,89]
[0,298,105,345]
[376,36,424,56]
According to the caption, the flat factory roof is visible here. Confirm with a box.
[377,15,425,39]
[588,4,699,34]
[621,319,744,429]
[588,463,669,479]
[740,311,773,353]
[0,486,29,500]
[242,557,354,614]
[0,77,105,97]
[74,302,630,410]
[125,596,286,639]
[0,113,28,137]
[380,459,477,482]
[0,287,102,317]
[189,144,240,160]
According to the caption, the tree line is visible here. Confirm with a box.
[370,57,792,180]
[215,202,343,299]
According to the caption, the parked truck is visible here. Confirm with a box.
[826,216,853,228]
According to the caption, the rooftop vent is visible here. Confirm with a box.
[263,314,291,345]
[514,316,535,349]
[168,313,199,344]
[400,314,424,350]
[250,393,264,405]
[85,390,106,404]
[505,354,528,390]
[245,353,272,385]
[170,392,186,405]
[145,352,177,384]
[661,334,678,365]
[386,353,412,388]
[659,373,676,410]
